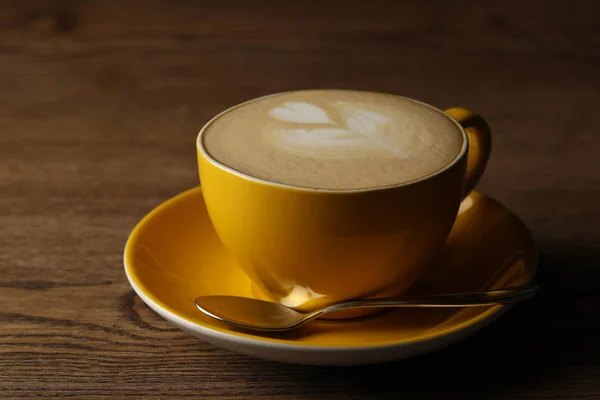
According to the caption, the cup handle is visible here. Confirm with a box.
[444,107,492,198]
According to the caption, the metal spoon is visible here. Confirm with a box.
[193,284,538,332]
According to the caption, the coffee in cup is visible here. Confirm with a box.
[203,90,464,190]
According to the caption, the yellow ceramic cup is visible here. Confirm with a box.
[196,94,491,314]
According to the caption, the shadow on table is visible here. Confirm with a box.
[272,248,600,398]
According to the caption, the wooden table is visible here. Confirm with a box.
[2,1,599,398]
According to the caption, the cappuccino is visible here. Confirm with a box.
[202,90,464,190]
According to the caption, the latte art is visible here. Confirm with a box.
[202,90,464,190]
[268,101,412,158]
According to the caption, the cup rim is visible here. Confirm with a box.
[196,89,468,193]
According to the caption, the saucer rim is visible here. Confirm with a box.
[125,263,514,359]
[123,186,537,352]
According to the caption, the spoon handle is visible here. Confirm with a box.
[320,284,539,315]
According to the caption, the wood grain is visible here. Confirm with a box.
[1,0,599,398]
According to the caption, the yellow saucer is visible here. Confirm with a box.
[124,187,536,365]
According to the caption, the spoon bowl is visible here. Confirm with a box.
[194,284,539,332]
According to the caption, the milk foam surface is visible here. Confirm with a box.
[202,90,464,190]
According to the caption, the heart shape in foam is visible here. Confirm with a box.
[267,101,411,157]
[269,102,332,124]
